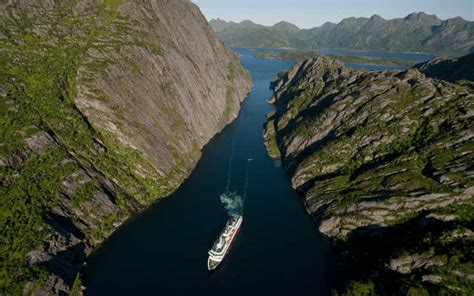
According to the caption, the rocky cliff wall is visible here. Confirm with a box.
[0,0,251,294]
[265,55,473,294]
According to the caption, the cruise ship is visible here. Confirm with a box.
[207,215,243,270]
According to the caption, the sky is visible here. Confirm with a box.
[192,0,474,28]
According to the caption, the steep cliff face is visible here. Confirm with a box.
[265,56,473,294]
[0,0,251,294]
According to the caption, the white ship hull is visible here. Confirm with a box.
[207,215,243,270]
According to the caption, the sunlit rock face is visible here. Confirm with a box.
[0,0,251,294]
[265,54,474,294]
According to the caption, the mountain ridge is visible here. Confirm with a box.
[210,12,474,55]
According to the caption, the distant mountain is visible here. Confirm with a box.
[209,13,474,56]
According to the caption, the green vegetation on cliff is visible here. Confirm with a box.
[266,55,474,294]
[0,1,170,293]
[0,0,251,294]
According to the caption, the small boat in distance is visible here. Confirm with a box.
[207,215,243,270]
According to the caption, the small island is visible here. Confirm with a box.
[255,50,416,68]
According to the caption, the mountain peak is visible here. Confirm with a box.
[210,18,227,24]
[209,18,234,32]
[370,14,384,21]
[320,21,336,29]
[338,16,369,28]
[368,14,385,24]
[240,20,257,26]
[273,21,300,31]
[404,12,440,23]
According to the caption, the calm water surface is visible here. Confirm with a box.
[318,48,435,62]
[83,48,423,295]
[83,48,334,295]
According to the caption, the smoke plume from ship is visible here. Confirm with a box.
[220,191,243,216]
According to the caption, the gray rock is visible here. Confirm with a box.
[0,0,252,295]
[264,54,474,292]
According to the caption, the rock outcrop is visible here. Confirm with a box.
[265,55,473,294]
[0,0,251,294]
[414,53,474,83]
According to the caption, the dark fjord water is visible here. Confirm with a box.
[83,48,427,295]
[83,48,334,295]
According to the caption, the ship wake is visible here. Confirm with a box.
[220,158,252,217]
[221,131,252,217]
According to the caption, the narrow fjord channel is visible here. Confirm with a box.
[83,48,334,295]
